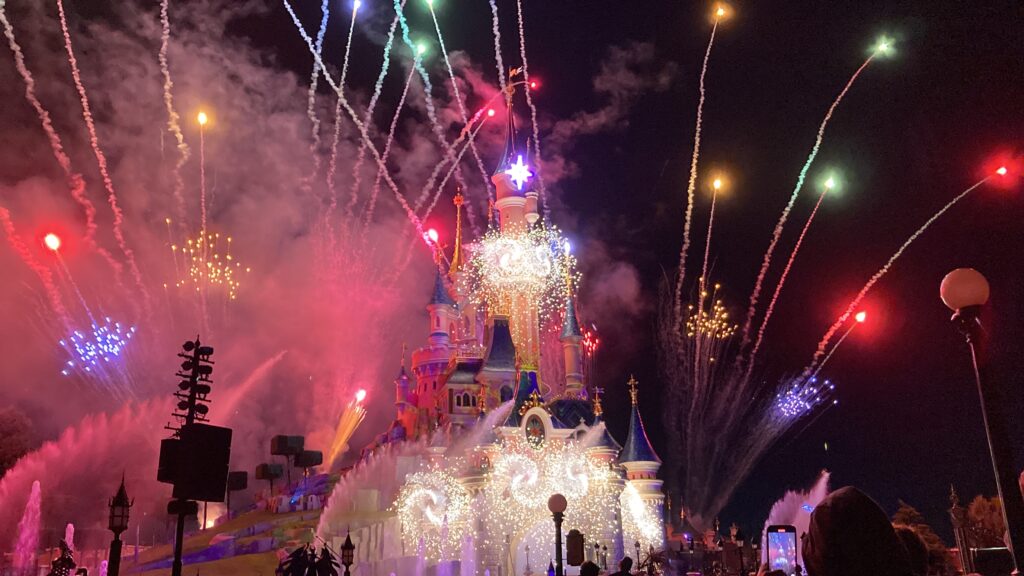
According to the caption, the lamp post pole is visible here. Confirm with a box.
[548,494,567,576]
[942,268,1024,573]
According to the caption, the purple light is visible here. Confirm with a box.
[504,154,533,191]
[59,317,136,376]
[775,377,835,420]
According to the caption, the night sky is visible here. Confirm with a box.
[2,0,1022,543]
[322,0,1024,537]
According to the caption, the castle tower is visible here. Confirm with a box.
[560,289,585,396]
[412,268,458,435]
[448,189,484,356]
[488,87,542,366]
[394,345,416,437]
[619,376,666,549]
[476,315,517,407]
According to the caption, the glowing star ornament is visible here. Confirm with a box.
[504,154,534,191]
[44,233,61,252]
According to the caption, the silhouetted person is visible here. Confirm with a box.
[609,556,633,576]
[802,486,913,576]
[893,525,928,576]
[579,561,600,576]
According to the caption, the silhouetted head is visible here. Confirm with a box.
[802,486,912,576]
[620,556,633,571]
[580,561,600,576]
[893,525,928,576]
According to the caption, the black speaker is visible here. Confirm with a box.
[226,471,248,491]
[293,450,323,468]
[255,463,283,480]
[157,438,182,484]
[167,500,199,516]
[171,423,232,502]
[270,435,304,456]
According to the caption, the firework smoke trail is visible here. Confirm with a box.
[700,187,719,293]
[392,0,469,213]
[159,0,190,226]
[744,186,829,383]
[515,0,548,219]
[393,111,490,278]
[325,2,359,232]
[812,321,857,379]
[803,176,991,378]
[363,64,417,235]
[422,117,490,221]
[349,6,403,232]
[427,2,494,203]
[737,54,877,365]
[0,207,70,325]
[55,0,151,316]
[0,5,125,285]
[672,17,720,338]
[487,0,508,97]
[283,0,427,240]
[304,0,330,188]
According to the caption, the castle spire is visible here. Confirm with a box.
[449,188,465,275]
[620,375,661,464]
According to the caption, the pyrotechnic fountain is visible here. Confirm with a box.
[14,481,41,575]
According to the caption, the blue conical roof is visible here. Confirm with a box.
[590,416,623,452]
[560,294,582,340]
[504,370,540,427]
[481,317,516,372]
[429,267,456,307]
[619,389,661,464]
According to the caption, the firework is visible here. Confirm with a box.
[515,0,547,218]
[461,224,577,322]
[674,7,725,336]
[478,434,622,562]
[396,469,473,560]
[363,64,418,234]
[56,0,150,316]
[324,0,360,230]
[738,45,888,362]
[159,0,190,225]
[487,0,508,98]
[426,0,493,200]
[804,174,994,378]
[327,389,368,468]
[744,175,835,383]
[774,377,835,420]
[59,318,136,377]
[0,212,69,322]
[174,232,249,301]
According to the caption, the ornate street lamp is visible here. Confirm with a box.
[941,268,1024,571]
[107,477,133,576]
[340,533,355,576]
[548,494,567,576]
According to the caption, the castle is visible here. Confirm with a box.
[333,87,666,575]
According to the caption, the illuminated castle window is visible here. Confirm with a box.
[525,414,545,448]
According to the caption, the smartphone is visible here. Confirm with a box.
[766,524,798,575]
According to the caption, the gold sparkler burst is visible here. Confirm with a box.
[621,483,664,551]
[685,283,737,339]
[461,224,579,321]
[172,232,250,299]
[478,435,620,553]
[395,469,473,560]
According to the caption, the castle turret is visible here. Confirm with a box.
[476,316,517,407]
[619,375,665,549]
[427,267,457,347]
[560,290,585,396]
[490,91,536,232]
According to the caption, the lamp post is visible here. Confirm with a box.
[340,532,355,576]
[941,268,1024,572]
[107,477,132,576]
[548,494,567,576]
